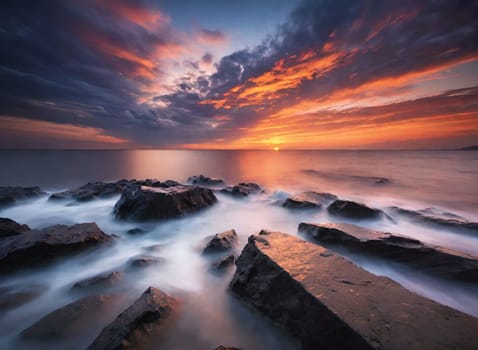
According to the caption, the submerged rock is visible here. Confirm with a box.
[213,346,242,350]
[299,222,478,283]
[203,229,237,254]
[114,185,217,221]
[282,191,337,209]
[88,287,177,350]
[211,254,235,272]
[188,175,225,187]
[302,169,391,185]
[72,271,123,290]
[127,228,145,235]
[0,285,44,312]
[128,255,164,268]
[0,186,45,208]
[230,231,478,350]
[0,217,30,237]
[327,199,383,220]
[0,223,112,272]
[387,206,478,234]
[21,294,122,339]
[220,183,263,197]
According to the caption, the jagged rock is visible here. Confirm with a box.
[0,285,44,312]
[0,223,112,272]
[299,222,478,283]
[127,228,145,235]
[213,346,242,350]
[128,255,164,268]
[387,206,478,234]
[282,191,337,209]
[188,175,225,187]
[114,185,217,221]
[230,231,478,350]
[72,271,123,290]
[203,229,237,254]
[0,186,45,208]
[212,254,235,271]
[20,294,122,339]
[220,183,262,197]
[0,217,30,237]
[87,287,177,350]
[327,199,383,220]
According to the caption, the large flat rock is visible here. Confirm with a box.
[114,185,217,221]
[230,231,478,350]
[299,222,478,283]
[88,287,177,350]
[0,223,112,272]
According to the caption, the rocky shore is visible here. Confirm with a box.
[0,177,477,349]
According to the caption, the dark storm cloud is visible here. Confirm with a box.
[1,0,477,148]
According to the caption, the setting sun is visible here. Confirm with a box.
[273,146,280,151]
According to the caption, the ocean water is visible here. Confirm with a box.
[0,149,477,349]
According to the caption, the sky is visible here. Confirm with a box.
[0,0,477,150]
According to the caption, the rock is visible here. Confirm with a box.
[128,255,164,268]
[87,287,177,350]
[0,223,112,272]
[72,271,123,290]
[0,217,30,237]
[20,294,122,339]
[387,206,478,234]
[327,199,383,220]
[282,191,337,209]
[230,231,478,350]
[143,244,164,252]
[188,175,225,187]
[299,222,478,283]
[0,285,44,312]
[0,186,45,208]
[302,169,391,185]
[114,185,217,221]
[220,183,262,197]
[203,229,237,254]
[127,228,145,235]
[212,254,235,271]
[213,346,242,350]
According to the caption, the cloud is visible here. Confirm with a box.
[197,28,227,44]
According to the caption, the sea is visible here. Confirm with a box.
[0,149,477,349]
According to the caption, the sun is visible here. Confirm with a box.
[273,146,280,151]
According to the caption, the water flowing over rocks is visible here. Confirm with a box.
[0,186,45,208]
[114,185,217,221]
[230,230,478,350]
[72,271,124,290]
[220,183,263,197]
[0,222,112,272]
[87,287,177,350]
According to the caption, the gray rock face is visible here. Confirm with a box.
[299,222,478,283]
[282,191,337,209]
[0,217,30,237]
[230,231,478,350]
[0,186,45,208]
[220,183,262,197]
[387,206,478,234]
[114,185,217,221]
[21,294,122,339]
[212,254,235,272]
[188,175,225,187]
[203,229,237,254]
[0,223,112,272]
[88,287,177,350]
[72,271,123,290]
[327,199,383,220]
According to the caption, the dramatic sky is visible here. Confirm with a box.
[1,0,477,149]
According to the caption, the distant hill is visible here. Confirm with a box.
[459,145,478,151]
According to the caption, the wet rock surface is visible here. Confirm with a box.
[114,185,217,221]
[128,255,164,268]
[0,285,44,312]
[0,186,45,208]
[188,175,225,187]
[72,271,123,290]
[220,183,263,197]
[211,254,235,272]
[387,206,478,234]
[0,217,30,237]
[0,223,112,272]
[328,199,383,220]
[299,222,478,283]
[87,287,177,350]
[230,231,478,350]
[20,294,123,339]
[282,191,337,209]
[203,229,237,254]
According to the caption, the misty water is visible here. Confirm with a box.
[0,150,477,349]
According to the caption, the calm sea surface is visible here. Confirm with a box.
[0,150,477,349]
